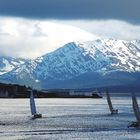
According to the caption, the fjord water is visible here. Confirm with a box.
[0,96,140,140]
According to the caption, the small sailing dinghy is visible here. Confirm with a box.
[29,89,42,119]
[128,93,140,128]
[106,89,118,115]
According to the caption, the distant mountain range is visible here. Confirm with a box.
[0,56,26,76]
[0,39,140,89]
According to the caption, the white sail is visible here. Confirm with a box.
[132,93,140,122]
[30,90,37,115]
[106,92,114,113]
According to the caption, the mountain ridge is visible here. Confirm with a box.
[0,56,26,76]
[0,39,140,89]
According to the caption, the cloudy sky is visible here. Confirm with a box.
[0,0,140,59]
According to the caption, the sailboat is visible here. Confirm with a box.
[128,93,140,128]
[106,89,118,115]
[29,89,42,119]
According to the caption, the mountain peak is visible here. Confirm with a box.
[0,39,140,89]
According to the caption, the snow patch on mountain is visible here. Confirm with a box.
[0,56,26,75]
[0,39,140,88]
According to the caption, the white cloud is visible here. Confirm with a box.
[0,17,96,59]
[56,20,140,40]
[0,17,140,59]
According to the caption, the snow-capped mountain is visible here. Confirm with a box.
[0,39,140,88]
[0,56,26,76]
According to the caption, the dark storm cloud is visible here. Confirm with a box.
[0,0,140,23]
